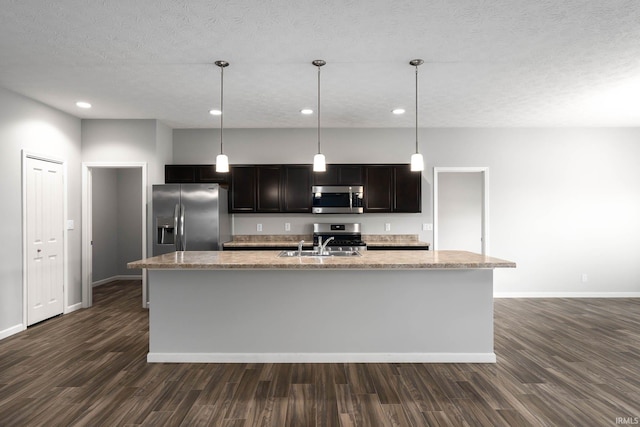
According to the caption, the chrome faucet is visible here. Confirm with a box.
[319,236,335,255]
[297,240,305,256]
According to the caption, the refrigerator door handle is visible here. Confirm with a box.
[179,203,186,250]
[173,204,181,251]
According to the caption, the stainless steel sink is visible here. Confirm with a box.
[278,250,362,257]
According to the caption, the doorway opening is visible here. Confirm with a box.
[82,162,147,309]
[433,167,489,255]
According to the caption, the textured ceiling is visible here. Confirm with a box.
[1,0,640,128]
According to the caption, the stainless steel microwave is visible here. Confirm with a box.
[312,186,364,214]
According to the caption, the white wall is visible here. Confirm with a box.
[173,127,640,296]
[438,172,483,252]
[91,169,119,282]
[82,119,173,258]
[0,87,82,337]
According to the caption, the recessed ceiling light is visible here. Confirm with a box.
[76,101,92,109]
[392,108,405,115]
[300,109,313,115]
[209,109,222,116]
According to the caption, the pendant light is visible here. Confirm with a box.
[215,60,230,173]
[410,59,424,172]
[312,60,326,172]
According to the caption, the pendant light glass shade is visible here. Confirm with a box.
[312,60,326,172]
[410,153,424,171]
[313,153,326,172]
[215,60,230,173]
[410,59,425,172]
[216,153,229,173]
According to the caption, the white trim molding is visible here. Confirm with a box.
[82,162,148,309]
[92,275,143,287]
[495,292,640,298]
[147,352,497,364]
[0,324,25,341]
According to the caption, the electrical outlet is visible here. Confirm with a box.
[285,222,291,231]
[257,223,263,232]
[385,223,391,231]
[422,223,433,231]
[581,273,588,283]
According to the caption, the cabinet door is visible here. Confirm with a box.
[364,166,393,212]
[230,166,256,212]
[394,165,422,212]
[165,165,195,183]
[196,165,229,185]
[338,165,363,185]
[312,165,339,186]
[312,165,363,185]
[283,166,312,212]
[256,166,281,212]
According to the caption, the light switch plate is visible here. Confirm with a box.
[66,220,75,230]
[422,223,433,231]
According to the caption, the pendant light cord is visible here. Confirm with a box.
[317,64,321,154]
[415,64,419,154]
[220,65,224,155]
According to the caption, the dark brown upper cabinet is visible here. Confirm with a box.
[230,165,311,213]
[229,166,256,212]
[165,164,229,186]
[313,164,363,186]
[364,165,422,213]
[165,165,195,183]
[196,165,230,186]
[256,166,281,212]
[364,166,393,212]
[282,165,312,212]
[170,162,420,214]
[393,164,422,213]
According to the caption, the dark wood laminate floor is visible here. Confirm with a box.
[1,280,639,426]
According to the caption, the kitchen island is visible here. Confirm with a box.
[129,250,515,363]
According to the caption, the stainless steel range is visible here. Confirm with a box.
[313,223,367,252]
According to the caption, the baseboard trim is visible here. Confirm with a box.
[65,302,83,314]
[147,352,497,364]
[494,292,640,298]
[92,275,142,287]
[0,323,25,341]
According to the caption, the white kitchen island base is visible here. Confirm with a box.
[147,268,496,363]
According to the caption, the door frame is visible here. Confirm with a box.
[433,167,490,255]
[82,162,148,308]
[22,150,69,329]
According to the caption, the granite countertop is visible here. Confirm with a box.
[222,234,430,248]
[128,250,515,270]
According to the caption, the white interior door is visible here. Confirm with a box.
[26,157,64,325]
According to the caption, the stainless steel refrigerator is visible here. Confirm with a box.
[152,183,230,255]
